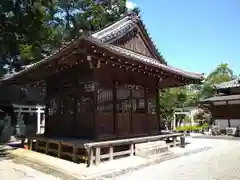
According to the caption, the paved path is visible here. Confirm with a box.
[0,145,60,180]
[0,159,61,180]
[115,138,240,180]
[2,138,240,180]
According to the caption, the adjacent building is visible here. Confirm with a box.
[202,77,240,133]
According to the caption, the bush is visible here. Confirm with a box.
[176,123,208,133]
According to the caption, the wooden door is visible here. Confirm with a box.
[62,91,75,137]
[116,87,131,138]
[75,86,94,139]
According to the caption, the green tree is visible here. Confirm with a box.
[55,0,139,41]
[159,63,235,121]
[199,63,234,99]
[159,87,188,119]
[0,0,59,74]
[0,0,138,76]
[206,63,233,84]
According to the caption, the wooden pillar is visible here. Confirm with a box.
[93,82,98,139]
[130,88,133,134]
[73,76,77,137]
[155,78,161,133]
[113,80,118,137]
[173,113,176,130]
[144,87,150,134]
[44,79,50,136]
[109,146,114,160]
[36,107,41,134]
[95,147,101,165]
[227,101,231,127]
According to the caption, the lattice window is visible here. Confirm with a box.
[148,98,156,114]
[132,86,145,113]
[48,98,58,116]
[97,88,113,112]
[116,85,131,113]
[63,94,75,116]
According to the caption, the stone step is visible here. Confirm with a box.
[135,141,170,158]
[148,150,174,160]
[135,140,167,149]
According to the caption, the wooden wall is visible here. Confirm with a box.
[44,60,161,140]
[44,64,95,139]
[229,87,240,95]
[210,104,240,119]
[94,75,160,140]
[119,32,153,58]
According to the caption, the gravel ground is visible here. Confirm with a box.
[2,138,240,180]
[114,138,240,180]
[0,159,60,180]
[0,145,61,180]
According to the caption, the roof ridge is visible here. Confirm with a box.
[91,13,167,64]
[92,13,139,40]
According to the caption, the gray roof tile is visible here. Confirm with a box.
[0,14,204,84]
[202,94,240,102]
[215,77,240,89]
[102,43,204,79]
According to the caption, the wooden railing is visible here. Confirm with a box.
[27,137,88,163]
[85,133,183,167]
[26,133,184,167]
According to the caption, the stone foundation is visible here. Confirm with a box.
[135,141,170,158]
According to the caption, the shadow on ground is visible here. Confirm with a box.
[0,142,22,161]
[0,147,12,160]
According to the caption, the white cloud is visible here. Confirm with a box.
[126,1,136,10]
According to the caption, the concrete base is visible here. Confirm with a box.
[135,141,170,158]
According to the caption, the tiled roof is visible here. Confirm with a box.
[1,36,204,84]
[202,94,240,102]
[215,77,240,89]
[95,41,204,80]
[92,15,137,43]
[92,13,166,64]
[0,14,204,84]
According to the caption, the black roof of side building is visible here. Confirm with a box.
[202,94,240,103]
[215,77,240,90]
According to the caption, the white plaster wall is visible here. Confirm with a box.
[230,119,240,127]
[215,119,240,130]
[215,119,228,130]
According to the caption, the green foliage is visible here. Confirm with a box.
[0,0,59,73]
[160,63,235,120]
[0,0,138,76]
[175,123,209,132]
[199,63,235,99]
[206,63,233,84]
[160,87,189,117]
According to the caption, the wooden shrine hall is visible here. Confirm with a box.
[1,13,204,165]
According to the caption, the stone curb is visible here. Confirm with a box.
[9,151,86,180]
[192,136,240,141]
[89,146,212,180]
[7,146,212,180]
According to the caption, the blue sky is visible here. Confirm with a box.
[128,0,240,75]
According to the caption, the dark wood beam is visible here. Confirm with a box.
[144,87,150,135]
[155,77,161,132]
[112,79,118,137]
